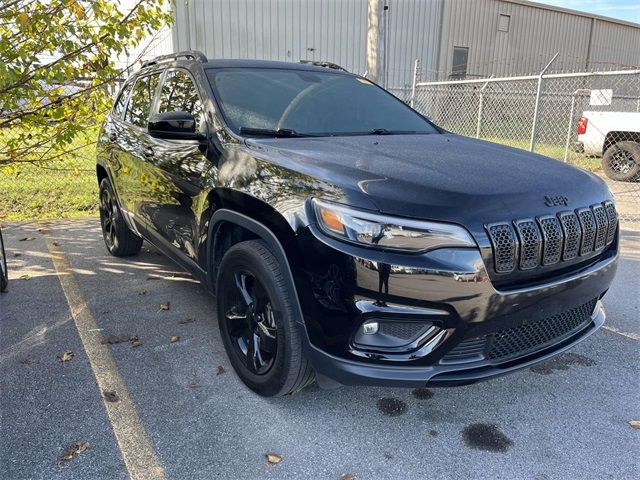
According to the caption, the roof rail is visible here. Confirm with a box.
[299,60,348,72]
[141,50,207,68]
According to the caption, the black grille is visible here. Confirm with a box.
[537,215,563,265]
[604,201,618,245]
[486,202,617,274]
[487,223,517,273]
[591,204,608,251]
[488,298,598,362]
[577,208,596,255]
[558,211,581,261]
[514,220,542,270]
[440,336,487,364]
[379,322,427,340]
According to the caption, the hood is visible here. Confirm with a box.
[246,133,612,237]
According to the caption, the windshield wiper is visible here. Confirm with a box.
[239,127,309,138]
[368,128,421,135]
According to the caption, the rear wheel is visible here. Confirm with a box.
[216,239,314,396]
[602,141,640,182]
[0,228,8,293]
[99,178,142,257]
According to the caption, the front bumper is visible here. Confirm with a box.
[290,225,618,387]
[305,301,605,387]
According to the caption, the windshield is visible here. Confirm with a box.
[206,68,439,137]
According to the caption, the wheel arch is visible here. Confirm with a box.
[603,131,640,153]
[206,208,306,326]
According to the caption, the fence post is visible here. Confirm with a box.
[563,89,590,162]
[529,53,559,152]
[476,76,493,139]
[410,59,419,108]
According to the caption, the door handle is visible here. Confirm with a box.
[108,132,117,142]
[142,146,155,158]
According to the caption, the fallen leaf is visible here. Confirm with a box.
[341,475,355,480]
[21,358,33,365]
[59,442,90,461]
[19,237,35,242]
[56,350,74,363]
[19,274,31,280]
[216,365,225,376]
[170,335,180,343]
[629,420,640,429]
[188,383,202,389]
[130,338,141,348]
[159,302,171,311]
[265,453,283,465]
[103,390,119,403]
[13,252,22,257]
[178,318,195,324]
[101,335,132,345]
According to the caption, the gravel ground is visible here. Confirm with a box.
[1,219,638,480]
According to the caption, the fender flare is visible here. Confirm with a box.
[207,209,306,325]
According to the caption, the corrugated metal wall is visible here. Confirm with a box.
[590,20,640,70]
[169,0,640,87]
[437,0,639,79]
[172,0,369,75]
[385,0,442,88]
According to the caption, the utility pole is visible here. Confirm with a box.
[367,0,388,86]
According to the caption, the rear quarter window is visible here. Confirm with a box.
[112,82,134,118]
[124,73,161,128]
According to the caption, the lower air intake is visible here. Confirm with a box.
[488,298,598,362]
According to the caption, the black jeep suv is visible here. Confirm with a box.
[96,51,619,396]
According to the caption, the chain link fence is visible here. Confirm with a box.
[411,68,640,230]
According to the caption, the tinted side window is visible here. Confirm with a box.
[112,82,133,118]
[158,70,204,131]
[125,73,160,128]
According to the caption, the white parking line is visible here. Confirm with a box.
[45,236,166,480]
[602,325,640,341]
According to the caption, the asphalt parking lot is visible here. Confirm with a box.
[1,218,638,480]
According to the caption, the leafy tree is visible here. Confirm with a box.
[0,0,172,169]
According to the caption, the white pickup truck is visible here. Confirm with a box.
[576,111,640,182]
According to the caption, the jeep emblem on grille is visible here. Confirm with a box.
[544,195,569,207]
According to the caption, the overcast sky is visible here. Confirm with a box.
[533,0,640,24]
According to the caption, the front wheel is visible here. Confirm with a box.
[602,141,640,182]
[216,240,314,396]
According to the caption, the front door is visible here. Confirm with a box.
[142,68,212,262]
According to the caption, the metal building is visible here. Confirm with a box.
[165,0,639,92]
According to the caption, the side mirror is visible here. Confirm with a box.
[148,111,203,140]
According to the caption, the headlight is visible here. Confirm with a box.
[312,198,476,252]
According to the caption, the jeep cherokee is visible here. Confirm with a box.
[96,51,619,396]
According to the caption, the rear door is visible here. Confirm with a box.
[102,80,134,204]
[142,68,211,261]
[117,71,162,225]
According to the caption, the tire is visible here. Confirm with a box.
[216,239,315,396]
[0,228,8,293]
[99,178,143,257]
[602,141,640,182]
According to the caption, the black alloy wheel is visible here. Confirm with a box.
[98,178,142,257]
[223,270,278,375]
[100,186,118,252]
[216,239,315,396]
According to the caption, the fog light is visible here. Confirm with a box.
[362,321,379,335]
